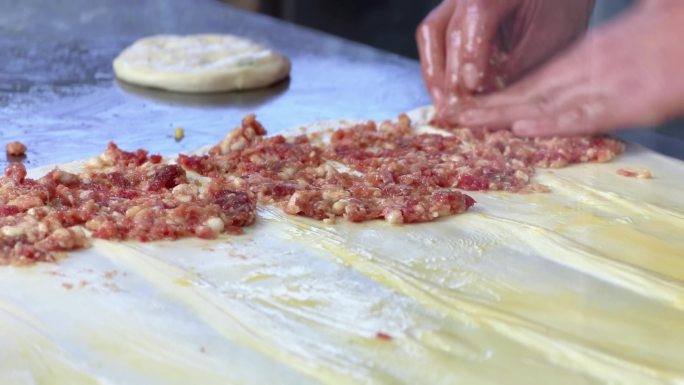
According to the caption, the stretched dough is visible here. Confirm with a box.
[113,34,290,93]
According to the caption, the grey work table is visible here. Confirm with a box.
[1,0,682,171]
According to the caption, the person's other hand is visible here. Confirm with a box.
[416,0,595,120]
[456,2,684,137]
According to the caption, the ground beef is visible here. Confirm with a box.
[179,114,476,225]
[0,146,255,265]
[180,114,621,225]
[0,113,623,265]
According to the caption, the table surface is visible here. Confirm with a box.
[1,0,683,171]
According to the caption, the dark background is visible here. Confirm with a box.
[229,0,441,59]
[227,0,633,59]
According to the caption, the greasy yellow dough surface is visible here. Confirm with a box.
[1,114,683,384]
[113,34,290,93]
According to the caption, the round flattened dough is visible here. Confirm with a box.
[113,34,291,93]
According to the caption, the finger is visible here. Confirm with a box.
[437,0,517,126]
[513,116,599,137]
[417,0,458,108]
[512,74,681,137]
[473,10,634,110]
[456,102,550,128]
[458,77,608,127]
[480,47,591,109]
[444,0,517,99]
[512,100,612,137]
[453,39,597,129]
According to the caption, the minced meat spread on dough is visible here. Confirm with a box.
[0,144,254,265]
[178,115,475,224]
[0,114,623,265]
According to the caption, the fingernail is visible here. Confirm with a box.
[512,120,539,136]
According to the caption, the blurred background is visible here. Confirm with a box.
[226,0,441,59]
[225,0,632,60]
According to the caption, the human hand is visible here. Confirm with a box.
[416,0,595,122]
[455,2,684,137]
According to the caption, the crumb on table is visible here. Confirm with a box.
[175,127,184,141]
[5,141,27,156]
[617,168,653,179]
[375,332,392,341]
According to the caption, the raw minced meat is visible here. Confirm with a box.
[179,114,475,224]
[0,113,623,265]
[0,145,255,265]
[179,114,622,225]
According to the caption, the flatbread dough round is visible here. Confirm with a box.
[113,34,291,93]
